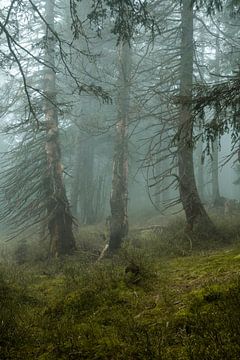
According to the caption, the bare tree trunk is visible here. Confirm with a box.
[212,31,222,206]
[81,137,95,224]
[71,134,104,224]
[155,137,168,210]
[155,159,162,209]
[178,0,213,231]
[109,40,131,252]
[44,0,75,257]
[70,134,81,219]
[196,139,205,202]
[194,35,206,203]
[212,140,221,205]
[95,175,105,221]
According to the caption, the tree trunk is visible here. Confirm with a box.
[155,137,168,210]
[44,0,75,257]
[81,137,95,224]
[195,36,205,203]
[196,139,205,202]
[155,159,162,209]
[212,31,222,206]
[70,133,81,219]
[212,139,221,205]
[178,0,213,231]
[109,40,131,252]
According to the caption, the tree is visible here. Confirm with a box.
[177,0,214,230]
[211,28,223,206]
[70,133,82,219]
[44,0,76,256]
[193,2,240,171]
[109,39,131,252]
[73,0,158,253]
[0,0,109,249]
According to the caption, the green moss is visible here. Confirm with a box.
[1,223,240,359]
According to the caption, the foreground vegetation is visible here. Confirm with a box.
[1,216,240,359]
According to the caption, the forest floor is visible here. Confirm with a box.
[1,215,240,359]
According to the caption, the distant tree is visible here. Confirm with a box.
[70,132,82,219]
[72,0,159,254]
[195,139,205,201]
[211,29,223,207]
[193,0,240,171]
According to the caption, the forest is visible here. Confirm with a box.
[1,0,240,358]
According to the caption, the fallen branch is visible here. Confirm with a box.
[97,243,109,262]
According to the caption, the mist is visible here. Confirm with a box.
[1,0,240,358]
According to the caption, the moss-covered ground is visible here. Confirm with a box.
[1,216,240,359]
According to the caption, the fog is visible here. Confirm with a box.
[0,0,239,245]
[1,1,240,358]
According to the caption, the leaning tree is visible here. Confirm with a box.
[0,0,108,255]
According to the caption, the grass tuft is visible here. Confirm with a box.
[1,216,240,359]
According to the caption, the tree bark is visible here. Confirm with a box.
[212,139,221,205]
[155,137,168,210]
[70,133,81,219]
[44,0,75,257]
[196,139,205,202]
[109,40,131,252]
[178,0,213,231]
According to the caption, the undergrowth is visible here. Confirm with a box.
[0,216,240,359]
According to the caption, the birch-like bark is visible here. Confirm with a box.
[70,134,81,219]
[44,0,75,256]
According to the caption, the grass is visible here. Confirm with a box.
[1,216,240,359]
